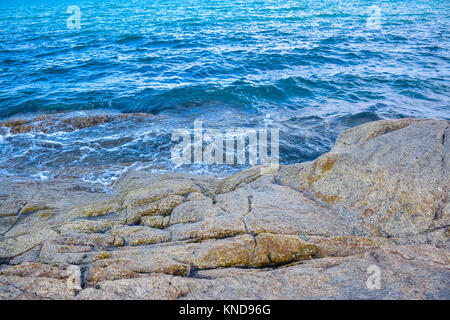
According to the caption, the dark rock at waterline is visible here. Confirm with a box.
[0,112,156,134]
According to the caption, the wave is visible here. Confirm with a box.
[0,0,448,184]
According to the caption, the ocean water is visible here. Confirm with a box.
[0,0,449,185]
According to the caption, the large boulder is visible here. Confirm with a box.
[287,119,449,241]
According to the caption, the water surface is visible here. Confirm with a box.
[0,0,448,185]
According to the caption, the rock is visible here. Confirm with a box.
[292,120,449,240]
[0,229,58,261]
[185,192,208,201]
[189,244,450,299]
[58,220,120,234]
[0,216,17,236]
[194,233,317,269]
[85,261,141,287]
[238,176,353,236]
[109,225,171,246]
[0,262,66,279]
[192,244,449,299]
[9,246,42,265]
[77,245,449,300]
[39,233,115,265]
[0,118,448,299]
[391,227,449,248]
[86,244,193,285]
[140,216,170,229]
[306,236,393,257]
[67,200,122,218]
[84,233,317,286]
[215,166,264,194]
[168,199,214,225]
[77,275,195,300]
[274,163,308,187]
[0,112,156,134]
[0,276,75,299]
[192,235,256,269]
[168,207,246,241]
[0,263,77,299]
[216,188,250,216]
[66,265,82,292]
[0,177,125,261]
[332,118,421,152]
[0,179,38,217]
[120,176,202,224]
[253,233,318,266]
[127,195,185,224]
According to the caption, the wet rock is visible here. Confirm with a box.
[0,112,155,134]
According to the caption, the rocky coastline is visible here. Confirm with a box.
[0,118,448,299]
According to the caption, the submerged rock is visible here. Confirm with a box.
[0,112,156,134]
[0,118,448,299]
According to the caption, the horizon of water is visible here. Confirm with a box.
[0,0,449,186]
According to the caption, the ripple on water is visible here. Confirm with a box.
[0,0,448,185]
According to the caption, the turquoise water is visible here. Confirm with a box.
[0,0,449,183]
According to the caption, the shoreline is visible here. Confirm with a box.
[0,118,448,299]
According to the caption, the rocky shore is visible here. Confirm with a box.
[0,118,448,299]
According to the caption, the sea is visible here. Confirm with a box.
[0,0,448,187]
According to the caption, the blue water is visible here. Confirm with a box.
[0,0,449,184]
